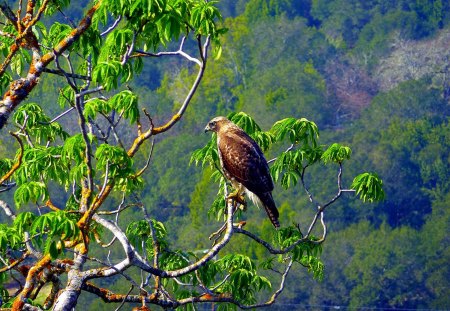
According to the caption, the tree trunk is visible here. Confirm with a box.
[52,271,83,311]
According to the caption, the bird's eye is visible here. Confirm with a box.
[209,121,216,127]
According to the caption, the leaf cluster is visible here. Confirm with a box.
[351,172,385,203]
[0,211,80,259]
[274,226,324,280]
[84,90,139,124]
[13,103,68,144]
[126,219,168,255]
[214,254,272,305]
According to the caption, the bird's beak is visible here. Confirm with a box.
[204,125,210,133]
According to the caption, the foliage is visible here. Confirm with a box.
[351,172,385,203]
[0,0,447,310]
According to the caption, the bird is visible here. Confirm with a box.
[204,116,280,228]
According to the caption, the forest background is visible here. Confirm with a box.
[0,0,449,309]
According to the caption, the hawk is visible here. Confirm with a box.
[204,116,280,228]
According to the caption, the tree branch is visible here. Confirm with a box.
[0,1,19,26]
[11,254,51,310]
[0,1,101,130]
[127,35,210,157]
[42,68,91,80]
[0,251,29,273]
[0,132,23,185]
[0,199,15,218]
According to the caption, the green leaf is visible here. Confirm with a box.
[270,117,319,147]
[47,22,72,46]
[228,112,261,135]
[92,61,122,91]
[14,182,49,208]
[47,240,59,259]
[14,146,68,187]
[321,143,352,164]
[109,90,139,123]
[58,85,75,108]
[351,172,385,203]
[62,134,87,165]
[13,103,68,144]
[190,137,218,168]
[13,212,36,236]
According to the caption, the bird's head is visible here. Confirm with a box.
[204,116,229,133]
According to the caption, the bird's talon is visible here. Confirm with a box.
[227,191,246,207]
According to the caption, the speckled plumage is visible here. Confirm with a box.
[205,116,280,228]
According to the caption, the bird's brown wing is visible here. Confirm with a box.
[218,128,273,194]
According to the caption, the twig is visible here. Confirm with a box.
[65,248,145,293]
[54,53,77,89]
[0,132,24,185]
[42,68,91,80]
[114,286,134,311]
[0,1,19,25]
[74,95,94,198]
[76,86,104,98]
[137,199,161,291]
[133,36,202,66]
[100,16,122,37]
[0,199,15,219]
[152,36,210,134]
[15,113,34,147]
[100,112,124,148]
[97,160,110,198]
[40,107,75,124]
[267,143,295,164]
[57,6,76,27]
[121,31,136,65]
[134,139,155,177]
[210,273,231,291]
[0,181,15,192]
[0,251,29,273]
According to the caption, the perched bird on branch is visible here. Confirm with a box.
[205,116,280,228]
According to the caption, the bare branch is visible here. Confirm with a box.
[77,86,104,98]
[11,254,52,310]
[114,286,134,311]
[40,107,75,125]
[0,199,15,219]
[0,1,19,25]
[133,36,202,66]
[134,139,155,178]
[42,68,91,80]
[97,160,110,199]
[267,143,295,164]
[121,31,137,65]
[54,53,77,90]
[100,112,125,148]
[74,95,94,205]
[65,248,144,292]
[100,15,122,37]
[0,251,29,273]
[239,258,293,309]
[127,36,211,157]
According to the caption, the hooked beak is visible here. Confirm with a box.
[204,125,211,133]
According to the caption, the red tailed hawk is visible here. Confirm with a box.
[204,116,280,228]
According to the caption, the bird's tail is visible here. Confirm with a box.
[248,191,280,228]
